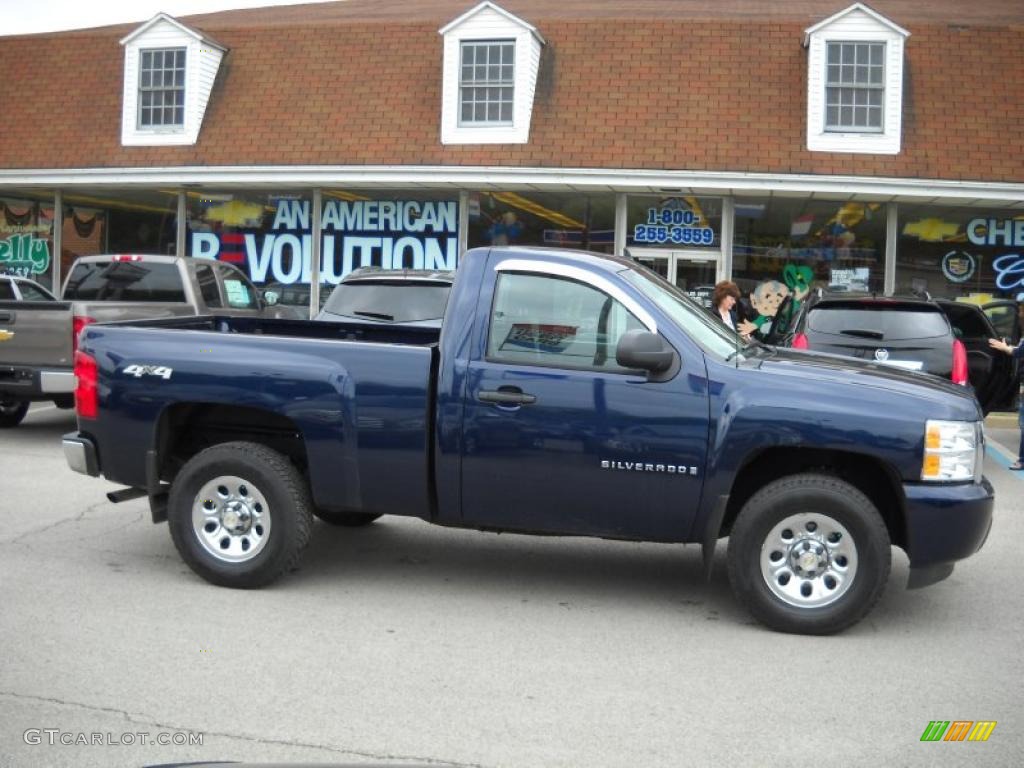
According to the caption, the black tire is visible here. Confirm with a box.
[167,441,313,588]
[314,509,382,527]
[727,473,891,635]
[0,398,29,428]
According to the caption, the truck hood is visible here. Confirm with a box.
[749,346,981,418]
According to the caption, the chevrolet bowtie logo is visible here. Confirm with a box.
[0,330,14,342]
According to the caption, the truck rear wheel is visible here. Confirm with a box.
[726,473,891,635]
[167,441,312,588]
[0,398,29,428]
[314,509,382,527]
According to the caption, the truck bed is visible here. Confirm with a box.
[77,314,440,520]
[107,314,443,347]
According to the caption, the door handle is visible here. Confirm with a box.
[478,388,537,405]
[0,311,12,323]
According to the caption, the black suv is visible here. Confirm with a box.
[772,292,1018,414]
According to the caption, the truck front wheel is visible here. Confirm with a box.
[167,441,312,588]
[0,398,29,428]
[727,473,891,635]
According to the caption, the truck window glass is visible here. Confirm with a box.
[195,264,222,308]
[0,281,14,300]
[486,272,644,371]
[63,262,187,302]
[16,282,54,301]
[621,267,742,360]
[214,264,259,310]
[323,281,451,323]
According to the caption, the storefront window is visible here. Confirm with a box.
[187,190,459,318]
[466,191,615,253]
[732,197,886,330]
[187,190,311,317]
[895,205,1024,301]
[1,193,55,290]
[627,195,722,250]
[61,188,178,292]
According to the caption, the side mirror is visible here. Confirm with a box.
[616,329,674,373]
[262,290,279,306]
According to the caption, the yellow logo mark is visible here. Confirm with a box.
[903,218,961,242]
[0,330,14,342]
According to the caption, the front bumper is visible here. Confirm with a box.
[63,432,99,477]
[903,477,994,588]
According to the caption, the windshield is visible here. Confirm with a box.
[322,281,452,323]
[620,265,749,360]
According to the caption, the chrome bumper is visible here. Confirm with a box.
[41,371,76,393]
[63,433,99,477]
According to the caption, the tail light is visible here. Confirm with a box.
[74,350,98,419]
[952,339,969,386]
[792,332,809,350]
[72,315,95,354]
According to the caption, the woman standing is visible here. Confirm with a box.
[712,281,753,341]
[989,310,1024,470]
[712,281,741,331]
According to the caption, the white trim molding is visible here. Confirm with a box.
[3,165,1024,207]
[804,3,909,155]
[439,2,545,145]
[120,13,227,147]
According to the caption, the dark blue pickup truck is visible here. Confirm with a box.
[63,246,994,634]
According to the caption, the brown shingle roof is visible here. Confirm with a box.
[1,0,1023,182]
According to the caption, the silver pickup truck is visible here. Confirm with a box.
[0,254,279,427]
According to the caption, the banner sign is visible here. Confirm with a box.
[0,228,51,277]
[967,217,1024,294]
[190,199,459,284]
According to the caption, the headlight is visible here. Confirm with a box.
[922,419,982,482]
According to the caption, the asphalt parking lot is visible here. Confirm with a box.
[1,404,1022,767]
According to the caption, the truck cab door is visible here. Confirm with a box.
[459,261,710,542]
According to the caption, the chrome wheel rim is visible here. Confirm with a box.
[760,513,858,609]
[192,475,272,563]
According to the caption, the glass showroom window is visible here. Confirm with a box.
[731,197,886,331]
[138,48,186,128]
[466,191,615,254]
[896,204,1024,301]
[0,194,56,290]
[825,42,884,132]
[459,41,514,125]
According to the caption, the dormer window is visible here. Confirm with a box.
[440,2,544,145]
[459,40,515,126]
[825,42,884,132]
[804,3,908,155]
[120,13,226,147]
[138,48,186,129]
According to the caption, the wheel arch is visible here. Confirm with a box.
[154,402,309,486]
[720,447,907,550]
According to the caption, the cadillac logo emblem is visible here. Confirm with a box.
[941,250,977,283]
[874,348,889,362]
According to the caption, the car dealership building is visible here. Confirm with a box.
[1,0,1022,317]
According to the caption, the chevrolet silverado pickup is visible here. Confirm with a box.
[62,246,994,634]
[0,254,281,427]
